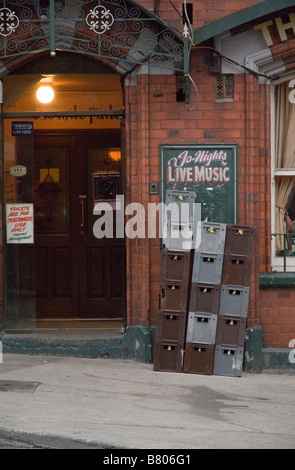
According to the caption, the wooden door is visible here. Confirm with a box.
[34,131,124,319]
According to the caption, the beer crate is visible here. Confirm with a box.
[192,252,224,285]
[194,221,226,254]
[153,340,184,373]
[222,254,252,286]
[225,225,255,257]
[165,190,195,222]
[160,249,192,283]
[215,315,247,347]
[213,345,244,377]
[186,312,217,344]
[155,310,187,344]
[183,343,215,375]
[159,280,189,311]
[218,285,250,317]
[189,282,220,315]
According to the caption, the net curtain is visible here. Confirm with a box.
[275,81,295,252]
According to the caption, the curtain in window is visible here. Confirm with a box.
[275,81,295,252]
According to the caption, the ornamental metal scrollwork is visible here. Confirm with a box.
[0,0,184,72]
[86,5,114,35]
[0,7,20,36]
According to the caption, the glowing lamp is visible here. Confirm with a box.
[37,85,54,104]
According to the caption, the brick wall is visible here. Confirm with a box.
[140,0,264,28]
[259,288,295,348]
[125,32,295,350]
[125,45,272,328]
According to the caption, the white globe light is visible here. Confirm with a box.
[36,86,54,104]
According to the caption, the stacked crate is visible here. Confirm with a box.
[213,225,255,377]
[183,221,226,375]
[154,212,256,377]
[153,190,195,372]
[162,190,195,252]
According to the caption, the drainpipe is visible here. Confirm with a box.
[183,24,191,104]
[49,0,56,56]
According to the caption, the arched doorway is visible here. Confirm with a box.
[0,0,184,332]
[3,52,126,329]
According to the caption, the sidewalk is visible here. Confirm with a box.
[0,353,295,449]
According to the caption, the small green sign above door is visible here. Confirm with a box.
[160,143,238,224]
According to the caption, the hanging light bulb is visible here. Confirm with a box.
[36,85,54,104]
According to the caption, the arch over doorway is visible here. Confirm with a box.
[0,0,184,74]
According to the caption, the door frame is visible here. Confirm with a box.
[33,129,126,323]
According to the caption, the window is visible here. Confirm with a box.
[273,80,295,268]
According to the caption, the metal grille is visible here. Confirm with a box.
[215,74,234,101]
[0,380,40,393]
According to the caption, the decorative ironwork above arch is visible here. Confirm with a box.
[0,0,184,72]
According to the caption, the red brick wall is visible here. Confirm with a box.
[126,33,295,350]
[125,47,273,329]
[259,288,295,348]
[124,36,295,350]
[140,0,264,28]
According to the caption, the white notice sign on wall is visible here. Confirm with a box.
[6,203,34,244]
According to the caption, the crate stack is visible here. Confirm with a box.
[183,221,226,375]
[213,225,255,377]
[153,198,256,378]
[153,190,195,373]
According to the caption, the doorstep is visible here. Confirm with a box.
[1,326,294,371]
[0,326,154,363]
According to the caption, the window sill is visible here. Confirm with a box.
[259,272,295,287]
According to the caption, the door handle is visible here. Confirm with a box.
[79,195,86,230]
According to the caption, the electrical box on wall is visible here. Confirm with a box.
[149,182,159,194]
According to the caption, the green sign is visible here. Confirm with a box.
[160,144,238,224]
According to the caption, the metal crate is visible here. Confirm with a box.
[186,312,217,344]
[218,285,250,317]
[192,252,224,284]
[155,310,187,344]
[183,343,215,375]
[194,221,227,254]
[189,282,220,314]
[213,345,244,377]
[215,315,246,347]
[153,340,184,373]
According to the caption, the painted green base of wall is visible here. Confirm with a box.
[1,326,295,372]
[244,326,295,372]
[262,348,295,372]
[122,326,154,362]
[244,325,263,372]
[0,326,154,363]
[1,335,124,359]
